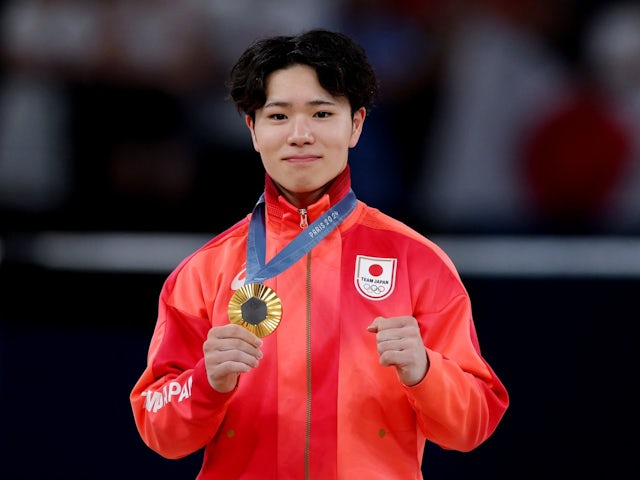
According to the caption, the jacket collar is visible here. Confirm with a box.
[263,166,352,216]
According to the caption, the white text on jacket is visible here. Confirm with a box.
[141,376,193,412]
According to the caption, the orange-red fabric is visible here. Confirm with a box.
[130,167,509,479]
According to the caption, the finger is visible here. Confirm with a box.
[210,324,263,348]
[204,337,263,363]
[376,337,406,352]
[375,327,404,343]
[205,346,262,375]
[378,349,402,368]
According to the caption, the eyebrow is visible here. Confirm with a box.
[263,99,336,109]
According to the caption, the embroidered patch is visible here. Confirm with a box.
[354,255,397,300]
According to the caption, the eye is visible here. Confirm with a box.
[269,113,287,120]
[315,111,331,119]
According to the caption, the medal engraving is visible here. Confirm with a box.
[241,296,267,325]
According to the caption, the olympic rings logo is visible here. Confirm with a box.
[361,283,386,294]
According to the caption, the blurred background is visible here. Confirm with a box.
[1,0,638,478]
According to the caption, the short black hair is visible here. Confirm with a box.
[227,29,379,119]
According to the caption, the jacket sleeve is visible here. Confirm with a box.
[406,279,509,452]
[129,272,233,459]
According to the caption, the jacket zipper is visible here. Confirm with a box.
[299,208,308,229]
[300,207,311,479]
[304,251,312,480]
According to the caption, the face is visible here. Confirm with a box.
[246,64,366,208]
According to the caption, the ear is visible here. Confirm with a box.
[245,115,260,152]
[349,107,366,148]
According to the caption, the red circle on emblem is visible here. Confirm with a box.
[369,264,383,277]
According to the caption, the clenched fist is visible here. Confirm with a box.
[367,316,429,386]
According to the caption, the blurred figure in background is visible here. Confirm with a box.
[520,0,639,234]
[580,1,640,234]
[0,0,89,223]
[408,0,640,235]
[0,0,214,232]
[409,0,573,234]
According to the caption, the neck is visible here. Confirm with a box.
[278,186,329,209]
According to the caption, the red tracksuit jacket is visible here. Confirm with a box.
[130,167,509,479]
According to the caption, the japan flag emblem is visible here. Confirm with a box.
[354,255,397,300]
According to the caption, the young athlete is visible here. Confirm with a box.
[130,28,509,479]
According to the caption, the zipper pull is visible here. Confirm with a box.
[299,208,308,229]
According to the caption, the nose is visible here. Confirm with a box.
[288,117,314,145]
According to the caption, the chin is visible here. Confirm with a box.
[289,179,322,193]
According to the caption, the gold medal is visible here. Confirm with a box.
[228,283,282,337]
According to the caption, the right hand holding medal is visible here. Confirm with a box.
[203,324,263,393]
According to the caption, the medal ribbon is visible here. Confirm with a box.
[245,189,357,284]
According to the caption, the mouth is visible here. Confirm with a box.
[283,154,320,163]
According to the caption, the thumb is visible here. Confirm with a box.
[367,316,382,333]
